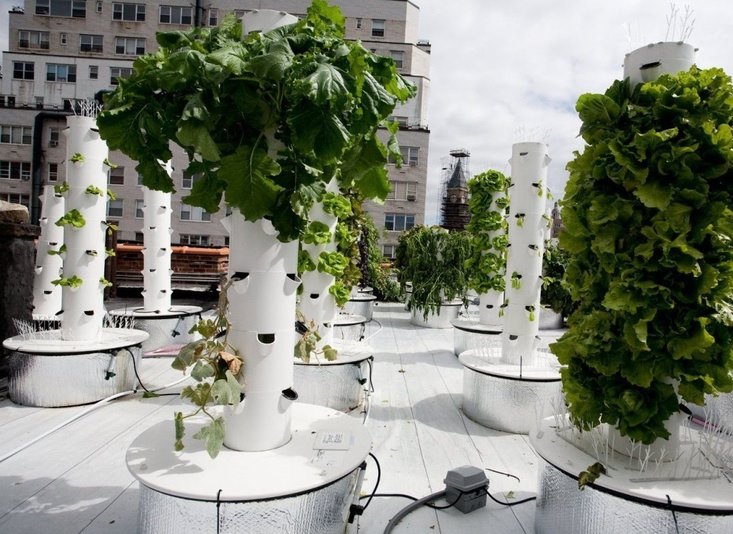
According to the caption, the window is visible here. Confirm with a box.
[18,30,50,50]
[159,5,192,25]
[208,8,218,26]
[181,171,202,189]
[137,173,144,185]
[49,127,60,147]
[180,205,211,222]
[115,36,145,55]
[89,65,98,79]
[0,161,32,180]
[13,61,34,80]
[60,32,68,45]
[35,0,86,18]
[134,231,144,242]
[179,234,210,246]
[35,96,44,109]
[110,66,133,85]
[47,64,77,82]
[390,50,404,70]
[48,162,59,182]
[1,193,31,207]
[112,2,145,21]
[387,181,417,201]
[80,34,103,53]
[135,199,144,218]
[96,1,102,12]
[384,213,415,232]
[372,19,385,37]
[389,146,419,166]
[356,18,362,29]
[1,126,33,145]
[108,166,125,185]
[383,244,396,259]
[107,199,123,218]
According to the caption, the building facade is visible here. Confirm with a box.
[0,0,430,256]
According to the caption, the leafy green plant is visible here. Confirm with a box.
[106,248,116,257]
[172,283,242,458]
[464,169,509,295]
[85,185,105,197]
[85,249,98,256]
[329,280,351,307]
[47,244,67,256]
[511,272,522,290]
[301,221,332,245]
[515,213,525,228]
[541,241,575,317]
[54,182,70,195]
[104,221,118,235]
[397,225,472,320]
[107,189,118,201]
[97,0,415,242]
[526,305,536,322]
[70,153,85,164]
[99,277,112,287]
[360,215,400,301]
[103,158,118,169]
[317,250,348,277]
[552,66,733,444]
[51,275,83,289]
[294,309,338,362]
[55,209,86,229]
[322,192,352,219]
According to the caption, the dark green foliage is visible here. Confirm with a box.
[541,241,575,317]
[552,66,733,444]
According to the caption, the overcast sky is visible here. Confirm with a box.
[414,0,733,223]
[1,1,731,224]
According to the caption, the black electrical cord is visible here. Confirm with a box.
[666,494,680,534]
[366,355,375,392]
[216,489,223,534]
[360,493,418,502]
[362,452,382,511]
[484,487,537,506]
[128,349,180,397]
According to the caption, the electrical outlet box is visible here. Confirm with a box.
[444,465,488,514]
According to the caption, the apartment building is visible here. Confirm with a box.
[0,0,430,256]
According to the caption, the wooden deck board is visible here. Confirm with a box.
[0,302,539,533]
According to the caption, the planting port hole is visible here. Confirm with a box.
[287,273,299,282]
[44,290,53,295]
[257,333,275,344]
[309,293,320,299]
[281,388,298,401]
[323,322,332,328]
[485,304,494,309]
[509,334,518,340]
[149,269,156,272]
[640,61,661,70]
[519,151,528,156]
[149,226,156,230]
[231,271,250,282]
[84,310,95,316]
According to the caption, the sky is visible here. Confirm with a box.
[413,0,733,223]
[0,1,731,224]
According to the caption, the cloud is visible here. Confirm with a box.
[416,0,733,223]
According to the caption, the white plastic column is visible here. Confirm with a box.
[300,179,340,348]
[501,142,550,365]
[221,10,300,452]
[142,163,173,313]
[60,115,109,341]
[32,185,65,317]
[623,42,696,88]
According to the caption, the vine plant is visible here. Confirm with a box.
[552,67,733,444]
[97,0,414,456]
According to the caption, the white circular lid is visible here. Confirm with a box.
[334,313,367,326]
[295,339,373,366]
[108,305,204,319]
[531,416,733,512]
[451,318,502,334]
[459,350,560,381]
[349,294,377,302]
[3,328,149,353]
[127,404,372,501]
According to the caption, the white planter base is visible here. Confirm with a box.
[531,416,733,533]
[333,313,368,341]
[108,305,203,354]
[460,349,561,434]
[342,294,377,321]
[410,301,463,329]
[127,403,372,534]
[451,320,565,357]
[3,328,149,407]
[294,340,373,411]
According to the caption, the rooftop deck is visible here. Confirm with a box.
[0,302,538,533]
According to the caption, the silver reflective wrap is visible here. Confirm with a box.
[294,361,367,411]
[461,368,560,433]
[535,460,733,533]
[138,469,359,534]
[341,298,375,321]
[9,345,143,407]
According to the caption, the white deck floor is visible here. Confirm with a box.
[0,302,538,533]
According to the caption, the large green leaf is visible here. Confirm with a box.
[193,417,225,459]
[288,101,351,160]
[304,62,350,105]
[219,144,282,220]
[176,122,221,162]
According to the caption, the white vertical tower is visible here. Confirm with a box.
[60,111,109,341]
[623,42,696,88]
[501,142,550,364]
[478,185,507,326]
[32,185,65,317]
[299,179,340,348]
[141,163,173,313]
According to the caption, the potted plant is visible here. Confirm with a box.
[464,169,509,326]
[360,214,401,302]
[98,1,414,456]
[551,65,733,447]
[396,225,472,327]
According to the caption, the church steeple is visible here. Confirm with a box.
[441,149,471,230]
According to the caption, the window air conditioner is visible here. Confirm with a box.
[406,194,416,201]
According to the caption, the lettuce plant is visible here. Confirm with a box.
[464,169,509,295]
[552,67,733,444]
